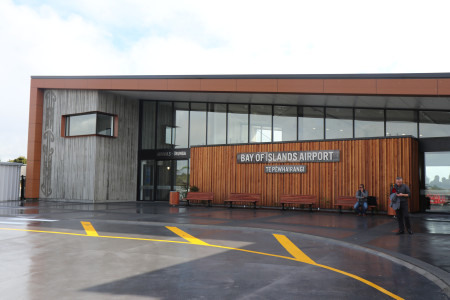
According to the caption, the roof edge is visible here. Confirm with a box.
[31,72,450,80]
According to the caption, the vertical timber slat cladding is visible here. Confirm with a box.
[190,137,420,212]
[39,89,138,202]
[95,92,139,202]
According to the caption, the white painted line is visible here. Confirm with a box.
[5,217,58,222]
[0,221,29,225]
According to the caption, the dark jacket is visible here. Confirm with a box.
[394,184,410,202]
[355,190,368,202]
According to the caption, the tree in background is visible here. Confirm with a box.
[9,156,27,164]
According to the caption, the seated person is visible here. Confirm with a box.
[354,184,368,216]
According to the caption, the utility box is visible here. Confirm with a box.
[0,162,23,201]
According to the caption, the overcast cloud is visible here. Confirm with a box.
[1,0,450,161]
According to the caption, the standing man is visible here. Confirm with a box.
[394,177,412,235]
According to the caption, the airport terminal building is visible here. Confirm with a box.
[26,74,450,213]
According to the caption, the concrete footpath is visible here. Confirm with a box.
[0,200,449,300]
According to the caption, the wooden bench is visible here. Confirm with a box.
[224,193,260,209]
[280,195,317,212]
[367,196,378,215]
[183,192,214,207]
[334,196,356,214]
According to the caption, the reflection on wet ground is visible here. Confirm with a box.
[0,199,449,299]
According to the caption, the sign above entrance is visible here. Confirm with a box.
[237,150,340,163]
[265,165,307,173]
[154,149,190,160]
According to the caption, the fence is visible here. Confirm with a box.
[0,162,24,201]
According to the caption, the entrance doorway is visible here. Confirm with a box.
[139,159,189,201]
[423,151,450,212]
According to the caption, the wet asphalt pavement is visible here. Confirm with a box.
[0,200,449,300]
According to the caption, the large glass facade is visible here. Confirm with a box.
[419,111,450,138]
[228,104,249,144]
[145,101,450,147]
[140,99,450,203]
[190,103,207,146]
[355,109,384,138]
[325,107,353,139]
[174,102,189,148]
[156,102,173,149]
[207,103,227,145]
[274,106,297,142]
[141,101,156,149]
[299,107,324,140]
[386,110,418,137]
[250,105,272,143]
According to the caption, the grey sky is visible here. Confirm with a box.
[1,0,450,161]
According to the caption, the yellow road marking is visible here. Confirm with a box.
[273,234,316,264]
[0,226,403,300]
[0,227,87,236]
[166,226,210,245]
[317,264,404,300]
[81,221,99,236]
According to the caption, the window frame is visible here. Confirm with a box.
[62,111,118,138]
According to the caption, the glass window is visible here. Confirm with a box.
[273,106,297,142]
[174,102,189,148]
[228,104,248,144]
[424,152,450,212]
[250,105,272,143]
[141,102,156,149]
[419,111,450,138]
[66,114,96,136]
[386,110,417,137]
[96,113,114,136]
[325,107,353,139]
[355,109,384,138]
[299,107,324,140]
[140,160,155,201]
[156,102,173,149]
[207,103,227,145]
[156,160,172,201]
[174,160,189,195]
[189,103,207,146]
[65,113,114,137]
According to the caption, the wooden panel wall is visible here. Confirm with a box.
[39,90,139,202]
[40,90,98,201]
[95,91,139,202]
[190,138,420,212]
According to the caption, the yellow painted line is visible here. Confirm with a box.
[273,234,316,264]
[81,221,99,236]
[0,227,191,244]
[0,226,403,300]
[166,226,210,245]
[88,234,192,244]
[316,263,404,300]
[0,227,87,236]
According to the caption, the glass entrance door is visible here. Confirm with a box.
[139,159,190,201]
[140,160,155,201]
[156,160,172,201]
[423,151,450,212]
